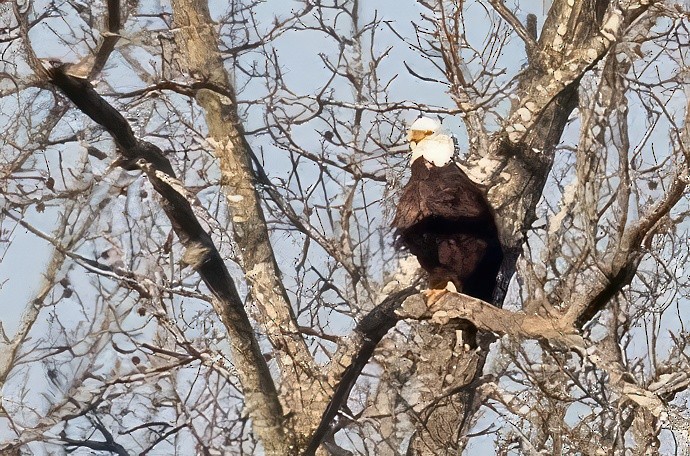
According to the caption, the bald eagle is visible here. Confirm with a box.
[392,118,503,303]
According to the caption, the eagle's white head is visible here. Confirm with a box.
[408,117,454,166]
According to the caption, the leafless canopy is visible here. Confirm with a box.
[1,0,689,455]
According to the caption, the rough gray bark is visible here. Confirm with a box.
[3,0,689,454]
[46,65,290,455]
[168,0,330,451]
[388,1,670,454]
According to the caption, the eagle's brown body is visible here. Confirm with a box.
[392,158,502,302]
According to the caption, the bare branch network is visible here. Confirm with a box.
[1,0,689,455]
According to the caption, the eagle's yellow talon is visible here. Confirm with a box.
[424,288,449,306]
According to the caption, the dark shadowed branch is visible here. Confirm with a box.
[46,65,289,453]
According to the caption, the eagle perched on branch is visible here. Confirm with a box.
[392,117,503,303]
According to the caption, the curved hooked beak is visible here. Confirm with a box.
[407,129,433,144]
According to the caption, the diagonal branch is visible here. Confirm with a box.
[303,286,419,456]
[566,169,689,328]
[487,0,538,56]
[397,293,583,348]
[45,65,289,455]
[399,291,669,419]
[168,3,325,440]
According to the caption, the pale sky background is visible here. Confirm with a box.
[2,1,688,454]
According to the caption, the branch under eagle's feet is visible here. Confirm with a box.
[423,281,458,307]
[424,282,479,350]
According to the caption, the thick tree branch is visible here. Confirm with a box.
[399,291,670,420]
[567,170,689,328]
[59,0,123,79]
[397,293,583,348]
[90,0,122,77]
[488,0,538,56]
[478,1,659,247]
[303,286,419,456]
[45,66,289,455]
[169,1,325,447]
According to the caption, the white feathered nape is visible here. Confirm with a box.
[408,117,454,167]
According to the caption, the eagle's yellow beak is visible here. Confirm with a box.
[408,129,433,143]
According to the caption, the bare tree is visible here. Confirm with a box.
[1,0,689,455]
